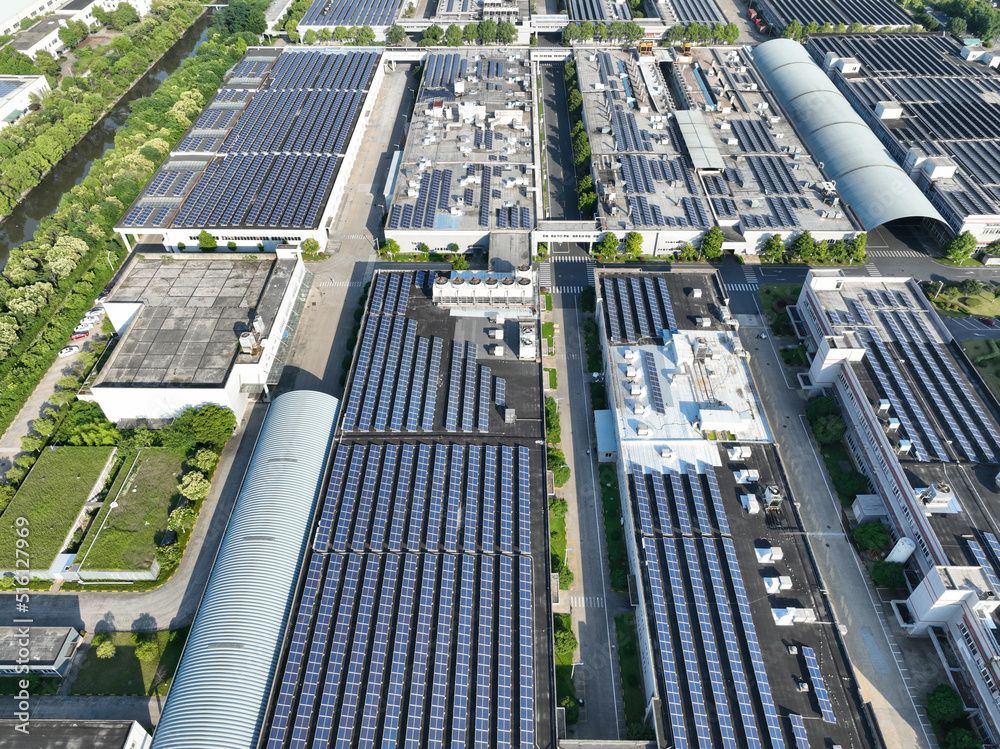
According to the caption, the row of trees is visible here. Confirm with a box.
[0,19,252,440]
[938,0,1000,44]
[595,231,644,260]
[562,20,645,45]
[414,20,518,47]
[779,19,925,39]
[758,231,868,264]
[662,21,740,44]
[0,0,210,217]
[303,25,377,45]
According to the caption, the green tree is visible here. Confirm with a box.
[198,230,217,251]
[803,21,819,35]
[791,230,815,261]
[382,238,400,256]
[871,560,905,588]
[550,496,568,517]
[849,232,867,263]
[478,18,498,44]
[167,505,198,533]
[960,278,985,297]
[355,26,376,45]
[319,27,333,41]
[220,0,267,34]
[593,23,607,41]
[545,397,561,443]
[134,639,159,662]
[806,395,840,422]
[812,414,846,444]
[945,729,981,749]
[452,254,469,270]
[624,21,644,42]
[110,2,140,29]
[464,23,479,43]
[596,232,619,258]
[554,626,578,659]
[178,471,211,503]
[927,684,966,726]
[385,24,405,45]
[497,20,517,43]
[760,233,784,263]
[781,19,803,39]
[578,20,593,40]
[33,50,60,80]
[624,231,643,259]
[190,448,219,474]
[847,21,863,32]
[304,29,318,43]
[854,522,891,551]
[943,230,978,264]
[96,639,117,659]
[192,404,236,448]
[948,16,968,35]
[445,23,464,46]
[700,226,724,260]
[420,24,443,46]
[819,22,833,32]
[301,238,321,255]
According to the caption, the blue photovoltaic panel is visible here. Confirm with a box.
[425,445,448,550]
[475,556,494,746]
[313,446,349,551]
[657,277,678,333]
[405,557,439,746]
[603,278,623,341]
[497,556,514,746]
[374,316,406,431]
[683,538,738,749]
[407,338,429,431]
[444,446,464,553]
[332,445,375,553]
[518,446,531,553]
[407,445,432,550]
[332,555,380,747]
[617,278,637,341]
[478,366,491,432]
[356,315,392,431]
[519,556,534,746]
[630,464,655,536]
[427,555,457,747]
[388,445,415,552]
[496,378,506,406]
[650,473,673,534]
[287,555,343,749]
[451,555,476,745]
[686,468,712,535]
[705,468,731,536]
[802,647,837,724]
[482,447,497,553]
[630,277,652,337]
[723,537,786,749]
[340,311,379,432]
[968,539,1000,592]
[500,446,515,555]
[422,338,444,431]
[644,277,665,333]
[669,470,693,536]
[462,342,478,432]
[265,554,326,748]
[930,338,1000,454]
[702,539,763,749]
[382,556,419,745]
[789,714,810,749]
[643,351,665,414]
[643,538,688,749]
[367,444,398,550]
[463,447,481,551]
[356,555,398,746]
[390,320,418,431]
[663,539,713,748]
[862,331,931,461]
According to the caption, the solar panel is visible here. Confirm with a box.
[475,556,494,745]
[332,555,380,746]
[496,378,506,407]
[422,338,444,431]
[656,277,678,333]
[650,472,673,534]
[669,470,693,535]
[463,447,481,552]
[331,445,368,553]
[863,332,932,461]
[617,278,637,341]
[356,554,398,746]
[642,351,665,414]
[802,647,837,724]
[407,338,429,432]
[425,445,448,550]
[373,316,405,431]
[482,446,497,554]
[686,468,712,535]
[789,714,810,749]
[388,445,415,553]
[427,555,457,746]
[518,446,531,553]
[500,446,515,554]
[444,446,464,553]
[706,468,731,536]
[519,556,534,745]
[452,555,477,745]
[478,366,492,433]
[366,444,398,551]
[603,278,623,341]
[404,556,439,744]
[446,340,464,432]
[630,464,655,536]
[630,277,653,338]
[357,315,393,431]
[407,445,433,550]
[644,277,665,333]
[462,342,478,432]
[390,321,418,432]
[497,555,514,746]
[313,445,349,551]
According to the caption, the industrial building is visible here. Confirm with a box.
[0,74,48,129]
[4,0,152,58]
[296,0,402,38]
[115,47,383,250]
[560,46,862,255]
[259,269,551,747]
[795,270,1000,742]
[808,33,1000,245]
[595,268,874,748]
[384,49,538,254]
[82,250,308,424]
[0,627,80,677]
[755,0,912,35]
[0,720,151,749]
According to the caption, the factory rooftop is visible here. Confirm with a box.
[386,50,536,242]
[93,254,295,387]
[801,277,1000,464]
[9,13,72,51]
[575,47,858,240]
[808,34,1000,243]
[0,720,151,749]
[262,270,551,748]
[598,268,874,749]
[757,0,912,32]
[116,47,379,235]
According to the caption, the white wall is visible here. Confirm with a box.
[0,75,49,129]
[87,385,242,423]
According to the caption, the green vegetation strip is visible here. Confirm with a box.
[0,446,113,570]
[616,613,655,740]
[758,283,802,337]
[599,465,629,590]
[70,628,188,696]
[553,613,579,724]
[549,497,573,590]
[545,367,557,390]
[961,340,1000,404]
[78,449,185,572]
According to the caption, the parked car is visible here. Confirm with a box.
[73,325,93,335]
[70,332,89,340]
[980,317,996,327]
[58,346,79,358]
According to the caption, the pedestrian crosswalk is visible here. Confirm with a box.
[550,254,593,262]
[742,264,758,286]
[585,260,596,286]
[865,262,882,277]
[725,283,758,292]
[551,286,587,294]
[569,596,605,609]
[538,261,553,289]
[315,279,366,288]
[867,249,925,258]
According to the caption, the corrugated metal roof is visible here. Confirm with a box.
[151,391,340,749]
[753,39,946,231]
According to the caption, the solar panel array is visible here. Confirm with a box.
[122,49,377,231]
[602,274,678,343]
[802,647,837,724]
[299,0,401,26]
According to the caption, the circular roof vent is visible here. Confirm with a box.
[485,276,498,285]
[469,276,482,285]
[501,277,515,285]
[451,276,465,286]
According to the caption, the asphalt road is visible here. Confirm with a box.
[540,63,581,221]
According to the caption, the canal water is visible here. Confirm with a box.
[0,11,215,267]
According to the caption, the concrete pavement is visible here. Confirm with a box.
[737,310,940,749]
[540,63,580,221]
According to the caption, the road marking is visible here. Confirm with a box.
[315,280,366,288]
[865,262,882,277]
[726,282,759,292]
[551,254,593,263]
[538,261,553,289]
[867,249,925,258]
[570,596,606,609]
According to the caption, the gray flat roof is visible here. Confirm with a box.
[674,110,725,171]
[0,720,142,749]
[11,14,72,49]
[0,627,74,666]
[95,255,294,387]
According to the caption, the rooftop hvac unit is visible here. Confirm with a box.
[877,399,891,414]
[636,423,649,437]
[623,349,637,361]
[898,440,912,456]
[660,447,672,459]
[634,402,645,415]
[887,418,900,432]
[629,381,642,396]
[626,364,637,378]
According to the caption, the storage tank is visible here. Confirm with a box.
[886,537,916,564]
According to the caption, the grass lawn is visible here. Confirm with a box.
[545,367,557,389]
[819,439,869,507]
[961,340,1000,403]
[781,345,809,367]
[542,321,555,350]
[553,613,578,724]
[590,381,607,410]
[0,447,114,570]
[0,675,60,695]
[543,291,553,311]
[615,613,646,726]
[70,628,188,696]
[758,283,802,336]
[78,449,184,573]
[933,288,1000,317]
[599,465,629,591]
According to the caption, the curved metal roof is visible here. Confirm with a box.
[152,391,340,749]
[753,40,945,231]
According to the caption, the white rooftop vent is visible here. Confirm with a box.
[728,445,752,460]
[623,349,637,361]
[634,402,645,415]
[691,288,703,298]
[636,423,649,437]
